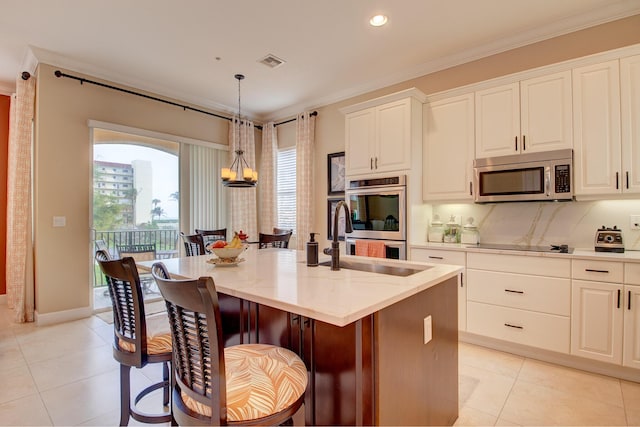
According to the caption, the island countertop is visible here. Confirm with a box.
[139,247,462,327]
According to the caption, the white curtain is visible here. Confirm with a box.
[295,112,316,250]
[6,75,36,323]
[258,122,277,233]
[228,118,258,240]
[188,144,228,232]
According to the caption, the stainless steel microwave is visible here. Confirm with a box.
[473,149,573,203]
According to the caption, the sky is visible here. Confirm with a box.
[93,144,179,219]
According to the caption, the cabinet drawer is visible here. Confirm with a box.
[572,260,623,283]
[467,301,570,353]
[467,269,570,316]
[467,252,570,277]
[625,263,640,285]
[410,248,466,266]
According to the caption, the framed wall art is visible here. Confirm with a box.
[327,151,345,195]
[327,197,347,241]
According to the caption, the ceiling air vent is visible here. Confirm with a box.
[258,54,286,69]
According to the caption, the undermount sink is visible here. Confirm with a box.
[318,259,428,277]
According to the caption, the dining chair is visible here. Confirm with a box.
[150,262,307,426]
[195,228,227,250]
[258,231,292,249]
[180,232,206,256]
[116,243,158,294]
[273,227,293,235]
[95,255,173,426]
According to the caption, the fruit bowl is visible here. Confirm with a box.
[211,247,244,260]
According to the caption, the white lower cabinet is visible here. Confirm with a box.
[623,283,640,369]
[410,248,466,331]
[570,259,640,369]
[624,263,640,369]
[466,253,571,353]
[571,279,624,364]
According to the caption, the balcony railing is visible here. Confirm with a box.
[93,229,179,287]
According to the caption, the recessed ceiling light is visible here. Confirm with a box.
[369,14,388,27]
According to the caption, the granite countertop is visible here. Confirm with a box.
[410,241,640,262]
[139,247,462,327]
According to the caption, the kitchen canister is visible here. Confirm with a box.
[443,215,460,243]
[428,215,444,242]
[461,217,480,245]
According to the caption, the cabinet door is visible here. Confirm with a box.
[621,55,640,194]
[376,98,412,173]
[571,280,623,364]
[572,60,622,196]
[520,71,573,153]
[411,248,467,331]
[345,108,375,175]
[475,82,520,158]
[423,93,474,201]
[623,284,640,369]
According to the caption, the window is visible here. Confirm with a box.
[277,148,296,233]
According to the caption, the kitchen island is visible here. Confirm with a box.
[139,248,462,426]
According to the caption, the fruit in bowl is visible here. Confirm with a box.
[211,246,244,260]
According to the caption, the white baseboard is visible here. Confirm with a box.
[35,306,93,326]
[460,331,640,383]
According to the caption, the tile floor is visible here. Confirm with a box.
[1,302,639,426]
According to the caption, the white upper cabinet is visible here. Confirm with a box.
[423,93,475,201]
[621,54,640,194]
[475,71,573,158]
[343,89,424,177]
[572,60,623,196]
[345,108,376,174]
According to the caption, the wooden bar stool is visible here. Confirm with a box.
[151,262,307,426]
[96,255,173,426]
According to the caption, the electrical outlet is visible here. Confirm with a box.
[631,215,640,230]
[423,315,432,344]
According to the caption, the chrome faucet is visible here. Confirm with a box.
[323,200,353,271]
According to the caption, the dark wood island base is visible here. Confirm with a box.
[220,275,459,426]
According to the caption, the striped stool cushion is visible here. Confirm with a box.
[181,344,307,422]
[118,313,172,355]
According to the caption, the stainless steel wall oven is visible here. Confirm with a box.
[344,175,407,259]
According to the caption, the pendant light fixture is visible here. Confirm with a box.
[221,73,258,187]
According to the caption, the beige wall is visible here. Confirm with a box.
[33,15,640,317]
[35,64,231,315]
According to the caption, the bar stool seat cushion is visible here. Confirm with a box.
[118,313,172,355]
[180,343,307,422]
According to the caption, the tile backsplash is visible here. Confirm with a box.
[414,199,640,251]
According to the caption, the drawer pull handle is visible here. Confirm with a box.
[504,323,523,329]
[428,256,444,260]
[629,290,632,311]
[585,269,609,274]
[505,289,524,294]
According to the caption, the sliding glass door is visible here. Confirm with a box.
[91,128,180,311]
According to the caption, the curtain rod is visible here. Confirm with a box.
[54,70,317,130]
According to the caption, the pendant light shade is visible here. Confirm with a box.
[221,74,257,187]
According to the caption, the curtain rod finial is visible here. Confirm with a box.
[21,71,31,80]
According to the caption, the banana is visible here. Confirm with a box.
[228,233,242,248]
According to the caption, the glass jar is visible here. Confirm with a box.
[461,217,480,245]
[443,215,460,243]
[427,215,444,243]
